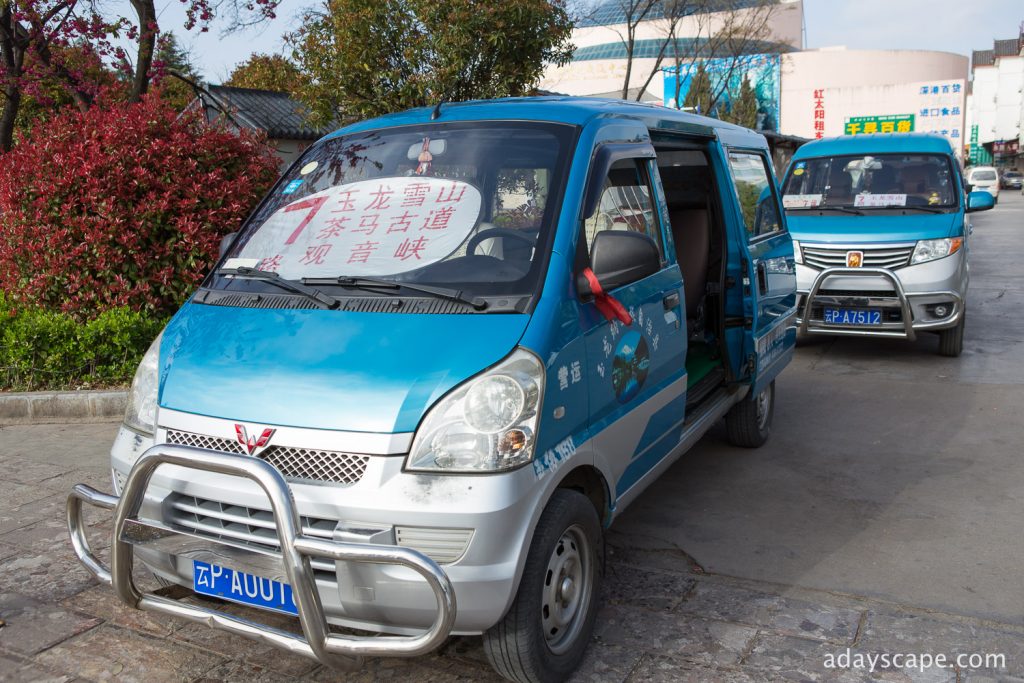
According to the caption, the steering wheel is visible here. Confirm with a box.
[466,228,537,256]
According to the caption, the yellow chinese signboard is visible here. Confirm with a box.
[844,115,915,136]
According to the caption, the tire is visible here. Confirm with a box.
[483,489,602,683]
[725,380,774,448]
[938,313,965,358]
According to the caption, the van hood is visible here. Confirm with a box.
[786,211,962,244]
[158,303,530,433]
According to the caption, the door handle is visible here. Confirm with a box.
[663,292,680,310]
[756,261,768,295]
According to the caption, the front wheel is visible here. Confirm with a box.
[725,380,775,448]
[483,489,602,683]
[938,312,965,357]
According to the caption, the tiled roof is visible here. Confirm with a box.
[203,85,328,141]
[972,50,994,68]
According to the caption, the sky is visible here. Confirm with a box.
[116,0,1024,82]
[802,0,1022,56]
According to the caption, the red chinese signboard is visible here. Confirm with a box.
[813,89,826,139]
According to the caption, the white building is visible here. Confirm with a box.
[540,1,971,159]
[780,48,969,158]
[540,0,804,102]
[967,31,1023,169]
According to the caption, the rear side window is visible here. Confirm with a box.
[727,152,782,240]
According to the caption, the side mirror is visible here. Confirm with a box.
[580,231,661,294]
[219,232,238,258]
[966,191,995,213]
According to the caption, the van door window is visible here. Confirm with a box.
[727,153,783,240]
[583,159,664,259]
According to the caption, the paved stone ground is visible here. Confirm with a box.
[0,427,1021,683]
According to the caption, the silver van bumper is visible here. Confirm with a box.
[797,266,963,340]
[67,444,457,671]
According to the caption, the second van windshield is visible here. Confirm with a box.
[782,153,958,211]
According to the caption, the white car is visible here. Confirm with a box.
[966,166,1000,203]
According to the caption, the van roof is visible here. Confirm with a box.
[323,96,764,146]
[792,133,955,159]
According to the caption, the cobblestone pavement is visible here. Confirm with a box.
[0,424,1022,683]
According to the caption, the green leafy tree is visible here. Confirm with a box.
[724,75,757,128]
[287,0,574,125]
[226,53,303,93]
[682,62,713,116]
[151,32,203,110]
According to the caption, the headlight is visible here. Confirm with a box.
[792,239,803,264]
[124,332,162,435]
[911,238,962,265]
[406,349,543,473]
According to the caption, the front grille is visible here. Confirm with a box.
[167,494,473,567]
[803,244,914,270]
[167,493,338,574]
[165,429,370,486]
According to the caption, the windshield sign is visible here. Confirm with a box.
[234,177,483,278]
[783,153,957,210]
[222,122,574,302]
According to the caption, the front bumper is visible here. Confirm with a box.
[795,253,966,339]
[67,444,457,670]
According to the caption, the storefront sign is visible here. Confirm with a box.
[844,114,915,136]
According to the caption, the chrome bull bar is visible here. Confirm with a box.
[800,266,917,340]
[66,444,457,670]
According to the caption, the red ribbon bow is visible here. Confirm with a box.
[582,268,633,326]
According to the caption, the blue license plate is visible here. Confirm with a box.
[192,560,298,615]
[823,308,882,326]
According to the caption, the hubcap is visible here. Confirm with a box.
[756,386,772,430]
[541,524,592,655]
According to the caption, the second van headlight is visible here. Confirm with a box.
[406,349,544,473]
[911,238,962,265]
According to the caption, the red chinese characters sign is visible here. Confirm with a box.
[813,89,826,139]
[235,177,483,278]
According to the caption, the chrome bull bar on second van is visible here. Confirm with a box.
[66,444,457,671]
[798,266,964,340]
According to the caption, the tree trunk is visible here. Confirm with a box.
[129,0,158,102]
[620,39,633,99]
[0,84,21,152]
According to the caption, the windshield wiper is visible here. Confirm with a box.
[303,276,489,311]
[898,206,947,214]
[217,267,339,310]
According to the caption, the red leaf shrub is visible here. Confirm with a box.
[0,95,280,316]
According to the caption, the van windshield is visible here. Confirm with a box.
[220,121,575,304]
[971,170,997,181]
[782,153,958,211]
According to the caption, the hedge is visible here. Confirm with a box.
[0,293,165,391]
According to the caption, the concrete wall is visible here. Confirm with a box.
[780,48,969,157]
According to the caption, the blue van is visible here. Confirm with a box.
[781,133,994,356]
[67,97,796,682]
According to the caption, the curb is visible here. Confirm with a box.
[0,389,127,425]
